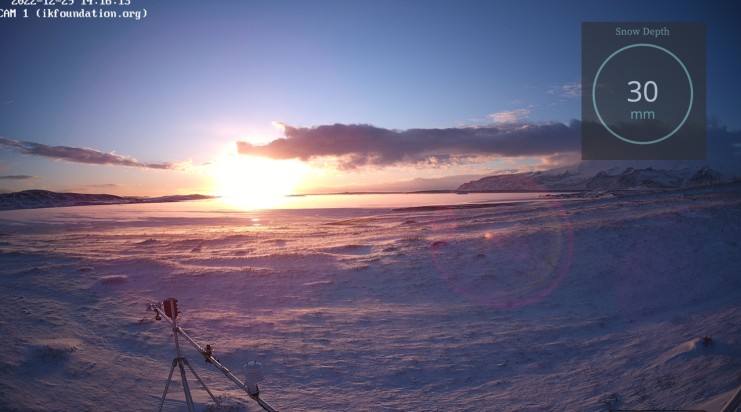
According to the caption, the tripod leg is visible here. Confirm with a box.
[158,358,178,412]
[178,358,197,412]
[183,358,221,405]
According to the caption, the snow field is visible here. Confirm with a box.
[0,184,739,411]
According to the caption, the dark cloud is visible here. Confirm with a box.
[0,175,34,180]
[237,121,581,169]
[0,137,176,170]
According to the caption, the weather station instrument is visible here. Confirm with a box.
[147,298,278,412]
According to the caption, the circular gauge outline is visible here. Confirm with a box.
[592,43,693,145]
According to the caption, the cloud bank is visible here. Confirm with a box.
[0,175,34,180]
[237,121,580,169]
[0,137,177,170]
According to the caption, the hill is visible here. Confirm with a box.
[0,189,213,211]
[457,160,739,192]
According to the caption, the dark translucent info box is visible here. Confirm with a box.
[582,22,706,160]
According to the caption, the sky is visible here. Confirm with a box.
[0,0,739,202]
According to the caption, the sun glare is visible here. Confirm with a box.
[210,149,308,209]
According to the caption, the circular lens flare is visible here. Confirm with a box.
[429,177,574,308]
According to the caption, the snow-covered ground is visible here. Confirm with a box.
[0,184,739,411]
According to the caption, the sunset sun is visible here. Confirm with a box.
[210,147,308,209]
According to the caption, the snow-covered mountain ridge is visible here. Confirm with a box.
[0,189,212,211]
[458,160,739,191]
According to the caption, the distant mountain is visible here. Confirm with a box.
[457,160,740,192]
[0,189,214,211]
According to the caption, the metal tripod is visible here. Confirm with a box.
[157,299,220,412]
[149,298,278,412]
